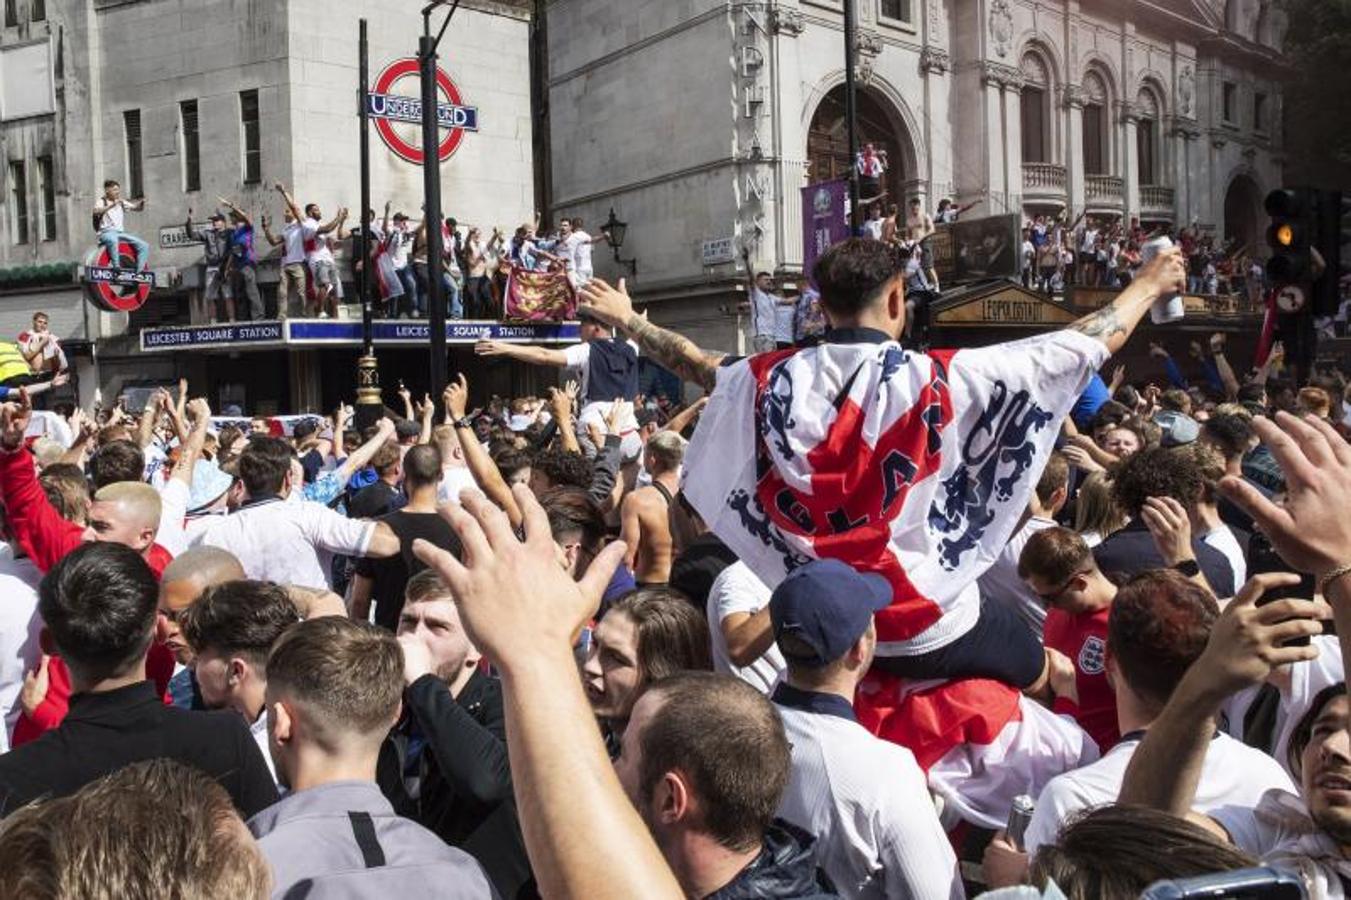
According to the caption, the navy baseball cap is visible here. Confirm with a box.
[769,559,892,667]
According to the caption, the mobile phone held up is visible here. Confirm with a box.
[1248,531,1325,647]
[1140,865,1306,899]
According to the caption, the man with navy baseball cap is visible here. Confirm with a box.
[770,559,962,899]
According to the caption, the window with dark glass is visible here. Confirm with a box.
[1137,119,1156,185]
[124,109,143,198]
[181,99,200,192]
[240,89,260,184]
[1021,87,1046,163]
[1082,104,1105,174]
[10,160,28,244]
[37,154,54,240]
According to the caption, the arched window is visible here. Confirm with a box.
[1020,52,1051,163]
[1136,87,1161,185]
[1082,70,1109,175]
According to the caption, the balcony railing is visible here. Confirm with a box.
[1022,162,1067,195]
[1140,184,1176,212]
[1085,174,1124,205]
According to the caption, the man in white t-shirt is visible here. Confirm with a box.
[741,248,795,352]
[18,312,67,377]
[261,204,309,319]
[554,217,600,288]
[192,436,398,588]
[275,183,347,318]
[706,561,785,694]
[93,179,150,271]
[0,553,41,752]
[771,560,963,900]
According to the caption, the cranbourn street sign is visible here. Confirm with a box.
[368,58,478,164]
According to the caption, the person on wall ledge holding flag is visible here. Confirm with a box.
[577,238,1188,696]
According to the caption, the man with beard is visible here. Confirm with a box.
[378,570,531,898]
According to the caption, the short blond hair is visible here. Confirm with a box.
[93,481,162,529]
[646,430,687,475]
[0,759,270,899]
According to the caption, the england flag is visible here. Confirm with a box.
[683,329,1107,657]
[856,672,1100,830]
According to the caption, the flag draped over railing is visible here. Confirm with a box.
[504,264,576,322]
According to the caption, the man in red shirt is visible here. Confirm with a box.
[0,391,190,742]
[1018,526,1119,749]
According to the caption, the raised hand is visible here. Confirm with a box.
[0,390,33,452]
[475,340,508,357]
[20,655,50,717]
[578,277,636,329]
[186,398,212,424]
[1186,573,1328,702]
[397,632,434,686]
[444,373,469,421]
[1141,495,1194,567]
[1220,413,1351,581]
[412,486,626,667]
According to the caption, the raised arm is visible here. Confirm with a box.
[319,207,347,236]
[336,417,397,482]
[549,383,581,456]
[445,375,523,528]
[660,396,708,436]
[218,196,251,228]
[1210,333,1240,400]
[260,214,283,248]
[417,394,435,446]
[274,182,303,223]
[474,341,569,368]
[1066,247,1186,355]
[412,488,683,900]
[579,278,726,393]
[137,389,169,449]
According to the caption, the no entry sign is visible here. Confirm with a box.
[368,58,478,165]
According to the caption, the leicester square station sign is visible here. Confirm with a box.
[368,58,478,164]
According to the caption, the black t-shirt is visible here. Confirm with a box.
[354,510,462,631]
[349,481,404,520]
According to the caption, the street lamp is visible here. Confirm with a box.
[601,207,638,277]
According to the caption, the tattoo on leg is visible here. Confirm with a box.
[1069,305,1126,342]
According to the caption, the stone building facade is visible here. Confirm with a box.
[546,0,1287,351]
[0,0,535,408]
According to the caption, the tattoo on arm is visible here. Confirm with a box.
[1069,305,1126,343]
[625,316,723,392]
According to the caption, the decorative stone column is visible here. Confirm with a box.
[1062,84,1086,215]
[1119,100,1140,223]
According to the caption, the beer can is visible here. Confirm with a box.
[1006,794,1035,851]
[1141,235,1185,324]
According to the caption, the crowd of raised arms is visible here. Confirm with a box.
[3,236,1351,900]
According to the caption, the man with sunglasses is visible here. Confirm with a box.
[1018,526,1120,750]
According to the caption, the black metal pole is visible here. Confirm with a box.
[355,18,382,428]
[843,0,861,233]
[421,20,447,395]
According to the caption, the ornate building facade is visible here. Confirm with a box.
[547,0,1287,350]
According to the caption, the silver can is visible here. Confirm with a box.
[1141,235,1185,324]
[1006,794,1035,851]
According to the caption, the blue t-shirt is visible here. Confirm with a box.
[229,224,256,266]
[1071,372,1111,429]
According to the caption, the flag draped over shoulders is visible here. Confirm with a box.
[682,329,1107,656]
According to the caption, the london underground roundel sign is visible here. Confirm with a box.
[368,58,479,165]
[84,240,154,312]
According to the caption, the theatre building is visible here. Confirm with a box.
[546,0,1282,351]
[0,0,543,413]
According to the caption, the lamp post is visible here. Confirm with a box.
[421,0,460,398]
[601,207,638,278]
[354,18,381,429]
[843,0,861,232]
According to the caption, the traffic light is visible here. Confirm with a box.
[1264,187,1314,286]
[1310,189,1346,318]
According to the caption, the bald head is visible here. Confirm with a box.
[162,546,246,590]
[158,546,246,665]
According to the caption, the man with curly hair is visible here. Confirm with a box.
[1093,445,1236,596]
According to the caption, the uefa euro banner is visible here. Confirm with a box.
[801,179,850,285]
[504,265,577,322]
[928,213,1022,286]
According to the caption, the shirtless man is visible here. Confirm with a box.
[904,198,933,243]
[619,430,686,586]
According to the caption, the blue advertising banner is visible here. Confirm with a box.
[140,319,580,353]
[801,179,850,287]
